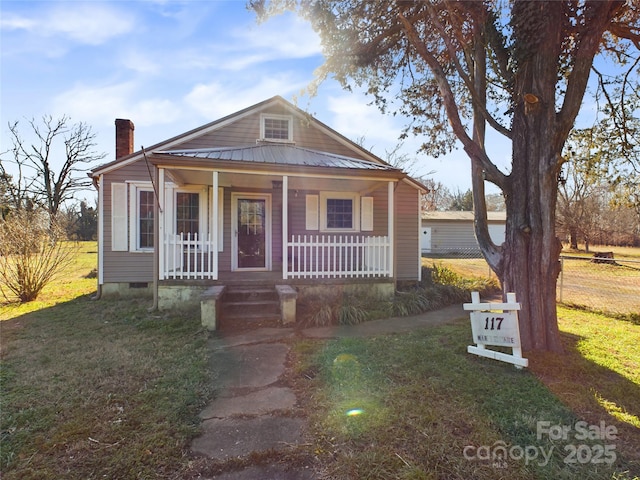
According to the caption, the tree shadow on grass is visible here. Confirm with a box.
[528,330,640,468]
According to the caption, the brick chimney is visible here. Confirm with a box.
[115,119,135,159]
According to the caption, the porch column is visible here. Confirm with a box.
[158,167,165,281]
[97,174,104,286]
[282,175,288,280]
[211,171,219,280]
[388,181,394,278]
[417,188,422,282]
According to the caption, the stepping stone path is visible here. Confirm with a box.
[191,328,317,479]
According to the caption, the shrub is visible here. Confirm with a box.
[0,211,76,302]
[296,265,500,326]
[299,292,373,327]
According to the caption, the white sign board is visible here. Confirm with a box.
[469,311,521,347]
[464,292,528,368]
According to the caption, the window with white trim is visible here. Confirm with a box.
[326,199,353,229]
[260,114,292,142]
[128,182,155,252]
[319,192,360,232]
[138,190,155,248]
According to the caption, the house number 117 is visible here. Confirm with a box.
[484,317,504,331]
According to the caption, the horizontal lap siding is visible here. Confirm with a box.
[174,116,259,149]
[427,221,478,251]
[287,185,388,238]
[103,160,154,283]
[395,182,420,281]
[218,188,232,272]
[172,108,373,161]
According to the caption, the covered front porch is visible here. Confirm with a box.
[150,144,401,283]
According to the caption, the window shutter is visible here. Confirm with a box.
[305,195,319,230]
[111,183,128,251]
[361,197,374,231]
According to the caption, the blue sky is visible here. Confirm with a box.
[1,0,507,202]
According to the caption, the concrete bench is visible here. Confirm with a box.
[200,286,225,330]
[275,285,297,325]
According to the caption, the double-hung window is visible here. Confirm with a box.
[138,190,155,248]
[125,182,155,252]
[319,192,360,232]
[176,192,199,237]
[326,198,353,229]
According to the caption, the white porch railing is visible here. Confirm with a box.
[162,233,216,280]
[161,233,391,280]
[287,234,391,279]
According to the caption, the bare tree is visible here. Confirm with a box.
[0,115,106,220]
[421,178,451,211]
[0,210,76,302]
[557,129,603,250]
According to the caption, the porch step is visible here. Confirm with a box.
[220,286,282,328]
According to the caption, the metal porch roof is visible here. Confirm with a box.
[155,143,400,172]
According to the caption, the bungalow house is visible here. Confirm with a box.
[90,96,425,327]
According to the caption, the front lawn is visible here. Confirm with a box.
[1,242,638,479]
[293,307,640,479]
[0,297,212,479]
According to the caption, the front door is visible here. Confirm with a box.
[232,194,271,270]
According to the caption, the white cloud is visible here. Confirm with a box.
[184,74,309,120]
[0,13,37,31]
[326,93,401,149]
[204,13,322,72]
[239,14,322,58]
[47,4,135,45]
[121,49,161,75]
[52,82,181,128]
[1,4,134,46]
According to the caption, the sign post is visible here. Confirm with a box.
[463,292,528,368]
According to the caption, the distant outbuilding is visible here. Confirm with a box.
[421,211,506,254]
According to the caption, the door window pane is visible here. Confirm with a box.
[237,198,266,268]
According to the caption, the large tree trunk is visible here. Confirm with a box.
[502,1,565,353]
[569,229,578,250]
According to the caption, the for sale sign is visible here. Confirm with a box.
[464,292,528,368]
[469,311,520,347]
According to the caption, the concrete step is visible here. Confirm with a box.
[221,285,281,324]
[224,288,278,303]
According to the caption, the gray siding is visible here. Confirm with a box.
[395,182,420,281]
[102,160,154,284]
[423,219,505,251]
[428,221,478,251]
[172,106,371,160]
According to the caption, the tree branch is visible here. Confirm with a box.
[556,1,627,149]
[421,2,512,140]
[398,12,507,190]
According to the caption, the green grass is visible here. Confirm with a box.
[0,241,98,319]
[0,297,213,479]
[0,242,214,479]
[293,309,640,479]
[528,307,640,451]
[2,242,638,479]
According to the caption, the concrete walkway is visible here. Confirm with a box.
[191,303,467,479]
